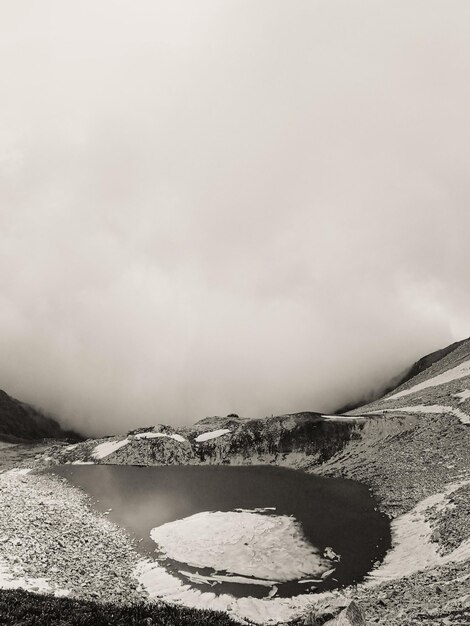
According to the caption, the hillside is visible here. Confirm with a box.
[0,389,80,443]
[334,336,469,413]
[349,336,470,424]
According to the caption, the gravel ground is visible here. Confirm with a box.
[317,413,469,517]
[425,484,470,556]
[0,468,145,604]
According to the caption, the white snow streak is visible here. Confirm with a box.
[92,438,129,460]
[454,389,470,404]
[194,429,231,442]
[322,415,365,421]
[386,359,470,401]
[363,404,469,425]
[134,432,186,442]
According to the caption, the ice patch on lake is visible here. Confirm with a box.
[92,438,129,460]
[134,432,186,442]
[180,570,280,587]
[195,429,231,442]
[234,507,276,513]
[136,557,340,624]
[150,510,332,581]
[385,358,470,401]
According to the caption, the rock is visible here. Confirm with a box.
[323,602,366,626]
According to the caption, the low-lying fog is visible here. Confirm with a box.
[1,1,470,435]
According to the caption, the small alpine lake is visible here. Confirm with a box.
[50,464,391,599]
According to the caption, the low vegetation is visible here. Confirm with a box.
[0,589,237,626]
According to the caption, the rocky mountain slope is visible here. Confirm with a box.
[0,389,80,443]
[334,336,469,414]
[349,336,470,424]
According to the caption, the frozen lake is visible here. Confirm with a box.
[51,464,390,598]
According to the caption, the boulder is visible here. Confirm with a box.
[324,601,367,626]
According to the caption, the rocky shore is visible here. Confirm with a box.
[0,468,143,604]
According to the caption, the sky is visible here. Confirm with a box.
[1,1,470,436]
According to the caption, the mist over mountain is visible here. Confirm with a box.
[1,1,470,436]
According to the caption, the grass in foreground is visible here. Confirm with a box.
[0,590,238,626]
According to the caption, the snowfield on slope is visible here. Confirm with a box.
[194,429,231,442]
[454,389,470,403]
[367,480,470,583]
[363,405,470,425]
[386,358,470,401]
[134,432,186,442]
[92,438,130,460]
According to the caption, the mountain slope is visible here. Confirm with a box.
[350,336,470,424]
[0,389,80,443]
[335,336,469,414]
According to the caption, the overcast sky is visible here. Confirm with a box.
[1,1,470,435]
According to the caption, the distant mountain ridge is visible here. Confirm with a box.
[335,336,469,413]
[348,335,470,423]
[0,389,81,443]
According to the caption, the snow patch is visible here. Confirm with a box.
[363,404,469,425]
[386,359,470,401]
[366,480,470,584]
[4,468,32,476]
[322,415,365,421]
[454,389,470,404]
[0,559,52,593]
[134,432,186,442]
[92,438,129,460]
[194,429,231,442]
[150,510,332,581]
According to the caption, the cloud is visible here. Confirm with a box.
[0,1,469,435]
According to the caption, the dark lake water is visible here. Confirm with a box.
[50,465,390,598]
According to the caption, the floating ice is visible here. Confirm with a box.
[150,510,332,581]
